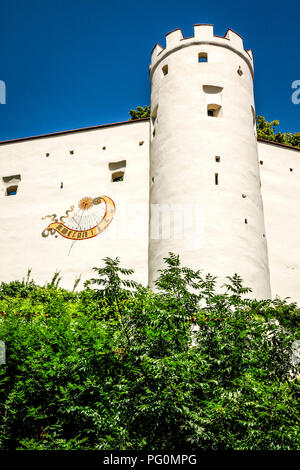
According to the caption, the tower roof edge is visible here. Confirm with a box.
[150,24,254,74]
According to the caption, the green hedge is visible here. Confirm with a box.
[0,255,299,450]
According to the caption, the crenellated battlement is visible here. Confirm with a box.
[150,24,254,76]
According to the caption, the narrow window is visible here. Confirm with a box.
[112,171,124,182]
[215,173,218,185]
[208,104,222,117]
[6,185,18,196]
[139,141,144,146]
[69,150,74,155]
[109,160,126,182]
[237,66,243,76]
[3,175,21,196]
[290,168,293,172]
[162,64,168,76]
[198,52,208,63]
[215,156,220,162]
[260,160,263,165]
[245,218,248,224]
[203,85,223,118]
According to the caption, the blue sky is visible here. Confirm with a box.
[0,0,299,140]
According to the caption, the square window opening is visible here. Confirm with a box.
[208,104,222,117]
[112,171,124,183]
[198,52,208,63]
[2,174,21,197]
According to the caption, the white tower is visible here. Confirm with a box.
[149,24,271,299]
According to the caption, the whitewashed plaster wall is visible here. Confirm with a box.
[0,120,149,289]
[258,140,300,304]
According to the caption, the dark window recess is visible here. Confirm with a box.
[162,64,168,76]
[215,173,219,185]
[109,160,126,171]
[260,161,263,165]
[3,174,21,196]
[6,186,17,196]
[290,168,293,172]
[245,218,248,224]
[207,104,222,117]
[198,52,208,63]
[109,161,126,182]
[215,156,220,162]
[112,171,124,182]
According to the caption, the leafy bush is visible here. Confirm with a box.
[256,115,300,148]
[0,255,299,450]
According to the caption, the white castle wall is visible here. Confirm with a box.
[0,24,299,304]
[258,140,300,304]
[149,25,271,299]
[0,120,149,288]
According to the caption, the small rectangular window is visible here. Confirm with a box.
[6,186,18,196]
[112,171,124,182]
[198,52,208,63]
[215,156,220,162]
[208,105,222,117]
[2,174,21,196]
[108,161,126,182]
[215,173,218,185]
[162,64,168,76]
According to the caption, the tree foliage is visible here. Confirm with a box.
[0,255,299,450]
[128,105,150,120]
[256,115,300,148]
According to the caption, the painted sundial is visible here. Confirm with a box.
[41,195,115,241]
